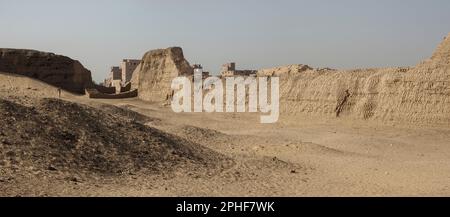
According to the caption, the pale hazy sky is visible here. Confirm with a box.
[1,0,449,82]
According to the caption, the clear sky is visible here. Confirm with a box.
[1,0,449,82]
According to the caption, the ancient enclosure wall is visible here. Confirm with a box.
[131,47,193,102]
[0,49,93,94]
[130,34,450,126]
[276,34,450,125]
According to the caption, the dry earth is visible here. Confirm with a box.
[1,72,450,196]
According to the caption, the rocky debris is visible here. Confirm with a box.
[131,47,193,102]
[171,125,230,147]
[47,165,58,171]
[0,97,229,176]
[0,49,93,94]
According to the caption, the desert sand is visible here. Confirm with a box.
[0,34,449,196]
[1,71,450,196]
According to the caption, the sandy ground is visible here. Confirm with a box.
[84,98,450,196]
[1,73,450,196]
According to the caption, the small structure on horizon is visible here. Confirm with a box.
[220,62,256,77]
[192,64,210,79]
[121,59,140,84]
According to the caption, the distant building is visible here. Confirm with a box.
[103,66,121,88]
[220,62,256,77]
[192,64,210,79]
[121,59,140,84]
[221,62,236,72]
[103,59,140,90]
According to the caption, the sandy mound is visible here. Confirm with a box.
[173,125,231,147]
[0,97,229,176]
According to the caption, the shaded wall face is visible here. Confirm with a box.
[121,61,140,83]
[0,49,92,94]
[111,68,121,80]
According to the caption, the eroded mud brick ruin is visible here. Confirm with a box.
[0,49,93,94]
[130,47,193,102]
